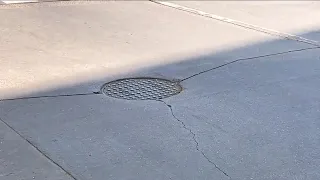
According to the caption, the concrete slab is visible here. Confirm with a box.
[0,120,73,180]
[163,48,320,180]
[1,46,319,180]
[0,96,229,180]
[0,1,311,100]
[170,1,320,42]
[1,1,320,180]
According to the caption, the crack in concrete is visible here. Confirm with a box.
[157,100,231,179]
[180,46,320,82]
[0,92,100,101]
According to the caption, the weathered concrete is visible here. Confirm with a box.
[165,48,320,180]
[0,120,73,180]
[1,1,320,180]
[170,1,320,42]
[0,1,310,99]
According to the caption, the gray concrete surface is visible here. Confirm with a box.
[170,1,320,41]
[0,96,229,180]
[166,48,320,180]
[0,1,310,100]
[1,1,320,180]
[0,120,73,180]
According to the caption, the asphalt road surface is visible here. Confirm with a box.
[1,1,320,180]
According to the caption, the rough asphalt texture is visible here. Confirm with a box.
[1,1,320,180]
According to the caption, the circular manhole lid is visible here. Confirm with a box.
[101,78,182,100]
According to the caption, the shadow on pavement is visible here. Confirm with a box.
[1,30,319,100]
[1,29,320,180]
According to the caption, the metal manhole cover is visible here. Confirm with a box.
[101,78,182,100]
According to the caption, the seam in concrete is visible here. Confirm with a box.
[180,46,320,82]
[1,0,37,4]
[0,117,78,180]
[157,100,231,179]
[150,1,320,47]
[0,92,100,101]
[0,0,70,4]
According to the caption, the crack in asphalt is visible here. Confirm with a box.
[180,46,320,82]
[157,100,231,179]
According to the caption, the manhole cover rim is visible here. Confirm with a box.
[101,77,182,100]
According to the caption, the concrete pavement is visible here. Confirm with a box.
[170,1,320,42]
[1,1,320,180]
[0,0,56,4]
[0,120,74,180]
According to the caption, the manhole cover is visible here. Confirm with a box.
[101,78,182,100]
